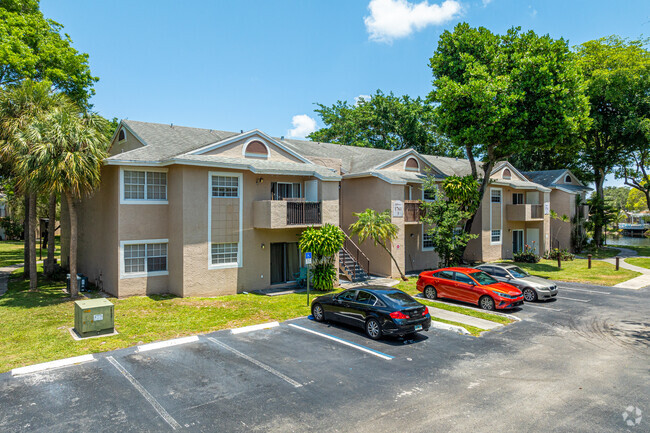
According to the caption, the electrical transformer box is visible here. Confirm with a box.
[74,298,114,338]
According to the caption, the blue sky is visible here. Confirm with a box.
[41,0,649,185]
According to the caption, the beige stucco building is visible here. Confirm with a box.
[63,120,588,297]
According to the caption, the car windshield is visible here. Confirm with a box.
[471,271,498,286]
[382,291,418,307]
[508,266,529,278]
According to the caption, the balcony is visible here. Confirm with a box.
[404,200,424,223]
[506,204,544,221]
[253,200,322,229]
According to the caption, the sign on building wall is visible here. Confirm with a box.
[544,202,550,215]
[393,200,404,218]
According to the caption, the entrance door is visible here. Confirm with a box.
[270,242,301,284]
[526,228,540,253]
[512,230,524,254]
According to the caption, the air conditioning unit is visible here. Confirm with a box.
[74,298,114,338]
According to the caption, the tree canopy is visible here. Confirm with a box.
[0,0,98,107]
[309,90,462,157]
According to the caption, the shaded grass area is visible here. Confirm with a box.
[0,239,61,268]
[430,317,485,337]
[394,279,513,325]
[624,257,650,270]
[0,268,323,373]
[578,246,621,259]
[499,259,639,286]
[610,244,650,257]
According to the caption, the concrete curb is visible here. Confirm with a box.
[137,336,199,353]
[11,354,96,376]
[231,321,279,334]
[430,321,471,335]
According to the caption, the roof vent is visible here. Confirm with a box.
[281,135,284,140]
[240,129,243,133]
[170,123,173,128]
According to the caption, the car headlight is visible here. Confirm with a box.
[494,291,517,299]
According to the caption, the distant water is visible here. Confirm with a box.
[606,235,650,247]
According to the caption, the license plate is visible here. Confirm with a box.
[414,325,423,331]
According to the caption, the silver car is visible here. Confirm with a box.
[475,263,559,302]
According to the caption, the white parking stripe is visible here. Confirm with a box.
[287,324,394,360]
[11,354,95,376]
[137,336,199,353]
[525,304,562,312]
[557,296,590,303]
[560,287,610,295]
[206,337,302,388]
[106,356,182,430]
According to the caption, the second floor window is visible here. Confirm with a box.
[513,193,524,204]
[491,189,501,203]
[124,170,167,201]
[272,182,301,200]
[212,175,239,197]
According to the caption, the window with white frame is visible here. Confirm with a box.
[123,170,167,201]
[513,193,524,205]
[271,182,301,200]
[423,232,434,250]
[491,189,501,203]
[211,175,239,197]
[211,242,239,265]
[423,188,435,201]
[123,242,167,275]
[491,229,501,243]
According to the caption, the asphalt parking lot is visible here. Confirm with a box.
[1,281,648,433]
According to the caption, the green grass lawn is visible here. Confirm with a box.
[0,239,61,267]
[624,257,650,270]
[578,246,621,259]
[499,259,640,286]
[609,244,650,257]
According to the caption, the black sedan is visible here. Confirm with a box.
[310,286,431,340]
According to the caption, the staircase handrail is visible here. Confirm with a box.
[342,232,370,276]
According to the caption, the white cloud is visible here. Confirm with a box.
[354,94,372,105]
[364,0,462,43]
[482,0,492,6]
[287,114,317,139]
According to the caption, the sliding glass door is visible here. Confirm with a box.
[270,242,300,284]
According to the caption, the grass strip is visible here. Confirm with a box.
[624,257,650,270]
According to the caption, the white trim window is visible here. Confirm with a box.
[271,182,301,200]
[491,189,501,203]
[211,242,239,266]
[491,229,501,243]
[422,231,435,251]
[121,240,168,278]
[121,169,168,203]
[211,175,239,197]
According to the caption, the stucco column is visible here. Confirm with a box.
[390,199,406,278]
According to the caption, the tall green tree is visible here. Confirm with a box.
[309,90,462,157]
[429,23,590,233]
[16,101,108,297]
[0,80,66,289]
[603,186,631,211]
[349,209,407,281]
[0,0,98,107]
[575,36,650,244]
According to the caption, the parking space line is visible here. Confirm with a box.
[525,304,562,312]
[557,296,590,303]
[11,354,95,376]
[137,336,199,353]
[287,324,394,361]
[206,337,302,388]
[560,287,610,295]
[106,356,182,430]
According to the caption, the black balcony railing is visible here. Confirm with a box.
[286,201,322,225]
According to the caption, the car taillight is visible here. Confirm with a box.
[390,311,409,319]
[422,307,429,316]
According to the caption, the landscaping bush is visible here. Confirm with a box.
[0,217,23,240]
[298,224,345,291]
[513,243,540,263]
[543,248,575,261]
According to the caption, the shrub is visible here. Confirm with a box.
[513,243,540,263]
[543,248,575,261]
[0,217,23,240]
[298,224,345,291]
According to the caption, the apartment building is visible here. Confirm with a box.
[64,120,583,296]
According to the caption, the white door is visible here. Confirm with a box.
[305,180,318,202]
[526,228,540,253]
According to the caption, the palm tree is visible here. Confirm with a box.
[17,101,108,297]
[349,208,408,281]
[0,80,66,290]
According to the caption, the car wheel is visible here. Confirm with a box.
[424,285,437,300]
[365,318,382,340]
[479,296,495,311]
[523,288,538,302]
[311,303,325,322]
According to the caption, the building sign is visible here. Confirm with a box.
[544,202,550,215]
[393,200,403,218]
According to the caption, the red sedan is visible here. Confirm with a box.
[416,267,524,310]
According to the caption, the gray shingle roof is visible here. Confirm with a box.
[522,170,567,187]
[420,155,473,177]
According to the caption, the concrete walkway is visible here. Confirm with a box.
[594,247,650,290]
[0,264,25,297]
[426,307,503,330]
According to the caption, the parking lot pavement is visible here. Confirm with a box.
[1,282,648,432]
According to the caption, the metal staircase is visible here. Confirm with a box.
[339,233,370,282]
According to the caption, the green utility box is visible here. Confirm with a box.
[74,298,114,338]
